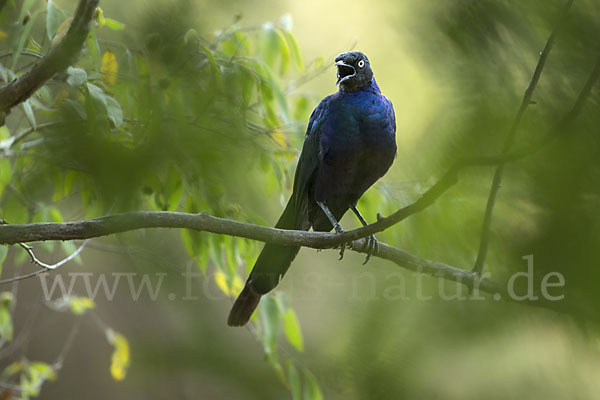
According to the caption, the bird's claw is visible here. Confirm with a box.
[362,234,379,265]
[333,222,344,234]
[332,224,347,259]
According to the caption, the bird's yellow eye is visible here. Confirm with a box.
[358,60,365,68]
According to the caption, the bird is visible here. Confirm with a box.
[228,51,396,326]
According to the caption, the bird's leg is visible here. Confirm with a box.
[317,201,344,233]
[316,201,347,259]
[350,206,379,265]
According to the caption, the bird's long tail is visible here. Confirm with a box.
[227,284,262,327]
[227,198,304,327]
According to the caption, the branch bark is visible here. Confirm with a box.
[0,0,99,112]
[0,210,592,319]
[0,150,516,248]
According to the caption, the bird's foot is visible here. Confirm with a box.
[333,224,347,260]
[362,234,379,265]
[332,221,344,234]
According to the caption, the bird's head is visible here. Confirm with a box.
[335,51,373,92]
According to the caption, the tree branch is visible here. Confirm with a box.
[0,0,99,112]
[0,210,590,319]
[0,144,515,249]
[356,240,593,320]
[473,0,575,276]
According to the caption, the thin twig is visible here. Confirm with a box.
[472,0,575,276]
[52,322,80,371]
[19,240,89,270]
[0,50,45,60]
[0,301,42,359]
[0,121,65,153]
[0,240,89,284]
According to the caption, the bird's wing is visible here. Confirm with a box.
[289,98,328,219]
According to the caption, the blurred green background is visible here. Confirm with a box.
[1,0,600,399]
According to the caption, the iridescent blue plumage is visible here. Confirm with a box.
[228,52,396,326]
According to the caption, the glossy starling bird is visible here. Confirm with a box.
[228,51,396,326]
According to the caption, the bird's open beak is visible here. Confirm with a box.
[335,60,355,85]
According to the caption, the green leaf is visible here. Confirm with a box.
[283,309,304,352]
[260,63,288,125]
[201,46,222,87]
[0,158,12,200]
[274,28,291,75]
[2,196,26,225]
[64,170,77,195]
[49,207,63,222]
[302,368,324,400]
[0,246,8,278]
[105,95,123,128]
[261,23,280,68]
[223,236,237,278]
[282,30,305,72]
[12,9,40,67]
[0,307,13,341]
[66,66,87,87]
[0,292,14,309]
[181,229,196,258]
[287,360,301,400]
[86,83,107,108]
[2,361,24,378]
[46,0,61,40]
[87,83,123,128]
[64,99,87,120]
[27,36,42,52]
[22,99,36,129]
[93,6,105,27]
[86,27,102,68]
[259,295,281,357]
[166,183,183,211]
[21,362,56,396]
[28,362,56,382]
[184,28,198,44]
[103,18,125,31]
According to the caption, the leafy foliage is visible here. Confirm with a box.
[2,360,56,400]
[0,0,325,397]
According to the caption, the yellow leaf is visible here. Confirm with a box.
[106,329,130,381]
[276,149,297,161]
[0,31,7,40]
[214,270,231,296]
[101,50,118,85]
[271,130,287,147]
[51,17,73,47]
[231,275,244,297]
[68,296,95,315]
